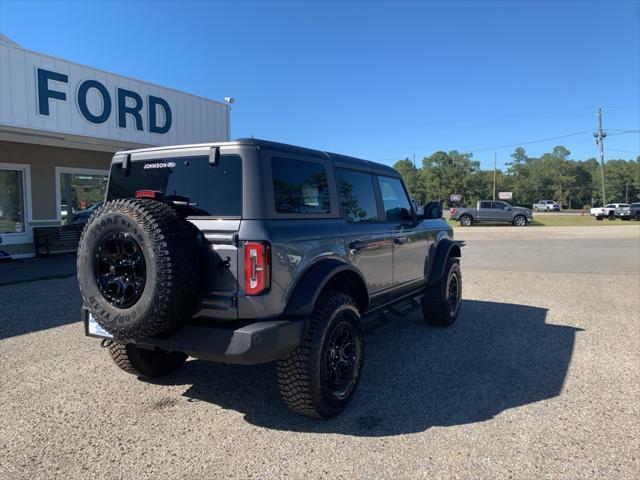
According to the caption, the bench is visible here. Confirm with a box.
[34,224,85,257]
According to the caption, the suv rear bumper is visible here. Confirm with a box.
[83,308,306,365]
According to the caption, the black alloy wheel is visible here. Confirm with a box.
[322,319,360,400]
[446,269,461,317]
[95,232,146,309]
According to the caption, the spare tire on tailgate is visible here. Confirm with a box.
[77,198,200,340]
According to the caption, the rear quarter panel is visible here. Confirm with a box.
[237,219,346,319]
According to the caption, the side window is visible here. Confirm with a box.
[479,201,492,209]
[377,176,412,222]
[336,169,378,222]
[271,157,331,214]
[493,202,507,210]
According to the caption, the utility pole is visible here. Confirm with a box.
[493,152,497,201]
[413,153,416,168]
[594,108,607,206]
[625,181,629,204]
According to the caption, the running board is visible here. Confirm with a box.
[362,292,424,333]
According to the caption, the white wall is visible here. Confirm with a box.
[0,43,229,146]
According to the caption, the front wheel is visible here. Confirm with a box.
[513,215,528,226]
[108,342,187,378]
[277,292,364,418]
[422,258,462,327]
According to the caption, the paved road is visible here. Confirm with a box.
[456,225,640,274]
[1,226,638,479]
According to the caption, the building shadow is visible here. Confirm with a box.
[151,299,581,436]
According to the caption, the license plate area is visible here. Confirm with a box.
[83,309,114,339]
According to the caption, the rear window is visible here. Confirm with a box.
[271,157,330,214]
[106,155,242,217]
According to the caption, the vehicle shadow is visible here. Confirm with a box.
[152,299,582,436]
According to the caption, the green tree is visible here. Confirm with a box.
[393,158,427,204]
[421,150,479,206]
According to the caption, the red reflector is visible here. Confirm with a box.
[135,190,161,199]
[244,241,271,295]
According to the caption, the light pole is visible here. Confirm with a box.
[224,97,235,141]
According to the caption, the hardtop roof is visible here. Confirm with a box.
[115,138,398,176]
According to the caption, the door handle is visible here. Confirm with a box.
[349,240,367,250]
[394,236,408,245]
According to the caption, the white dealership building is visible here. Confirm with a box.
[0,34,230,257]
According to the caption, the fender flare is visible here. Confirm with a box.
[426,239,462,286]
[283,259,368,317]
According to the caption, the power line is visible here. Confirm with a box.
[607,129,640,136]
[374,128,639,164]
[607,148,640,154]
[462,130,593,153]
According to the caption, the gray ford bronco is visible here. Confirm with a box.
[77,139,462,418]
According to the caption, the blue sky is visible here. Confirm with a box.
[1,0,638,169]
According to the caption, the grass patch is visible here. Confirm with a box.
[447,215,640,227]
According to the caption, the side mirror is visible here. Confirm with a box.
[421,201,442,220]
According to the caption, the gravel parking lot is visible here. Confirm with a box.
[1,226,638,479]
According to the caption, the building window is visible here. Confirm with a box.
[56,168,108,224]
[0,167,26,234]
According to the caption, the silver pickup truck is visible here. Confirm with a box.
[450,200,533,226]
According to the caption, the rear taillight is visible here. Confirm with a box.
[135,190,163,199]
[450,208,457,216]
[244,241,271,295]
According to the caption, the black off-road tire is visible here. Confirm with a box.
[108,342,187,378]
[77,199,201,340]
[422,258,462,327]
[277,291,364,419]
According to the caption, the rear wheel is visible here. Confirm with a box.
[422,258,462,327]
[460,215,473,227]
[108,342,187,378]
[277,292,364,418]
[513,215,528,226]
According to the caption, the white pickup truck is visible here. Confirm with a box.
[590,203,629,220]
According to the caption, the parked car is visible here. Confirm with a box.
[615,202,640,220]
[533,200,560,212]
[77,138,463,419]
[590,203,629,220]
[71,202,103,224]
[450,200,533,226]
